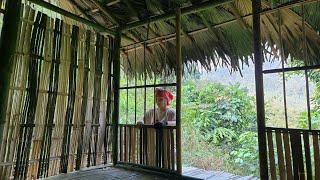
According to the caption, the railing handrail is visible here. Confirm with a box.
[266,126,320,134]
[118,124,177,129]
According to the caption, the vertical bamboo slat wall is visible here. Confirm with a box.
[0,0,4,38]
[0,5,113,179]
[118,125,177,172]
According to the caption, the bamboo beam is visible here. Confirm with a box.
[89,0,119,25]
[121,0,318,52]
[112,31,121,166]
[263,64,320,74]
[123,0,139,19]
[0,0,22,153]
[119,83,177,90]
[27,0,116,36]
[175,8,182,175]
[121,0,234,31]
[67,0,98,23]
[106,0,121,6]
[252,0,268,179]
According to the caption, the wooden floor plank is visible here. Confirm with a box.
[46,166,258,180]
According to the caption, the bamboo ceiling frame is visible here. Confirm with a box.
[24,0,318,51]
[121,0,319,53]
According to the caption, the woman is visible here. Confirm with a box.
[137,88,176,128]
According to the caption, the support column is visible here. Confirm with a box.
[175,7,182,175]
[112,31,121,166]
[0,0,22,149]
[252,0,268,179]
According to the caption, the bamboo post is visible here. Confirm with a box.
[252,0,268,179]
[0,0,22,150]
[175,7,182,175]
[112,31,121,166]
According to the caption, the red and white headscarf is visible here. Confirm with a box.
[155,88,174,105]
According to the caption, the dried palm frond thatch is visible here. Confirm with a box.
[54,0,320,77]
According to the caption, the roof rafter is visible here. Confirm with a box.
[89,0,119,26]
[127,30,153,54]
[121,0,234,31]
[123,0,140,20]
[67,0,98,23]
[227,3,251,29]
[106,0,120,6]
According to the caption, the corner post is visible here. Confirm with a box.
[0,0,22,150]
[252,0,268,179]
[175,7,182,175]
[112,31,121,166]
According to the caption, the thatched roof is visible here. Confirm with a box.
[55,0,320,76]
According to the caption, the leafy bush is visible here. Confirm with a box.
[230,131,259,175]
[182,80,259,176]
[183,80,256,145]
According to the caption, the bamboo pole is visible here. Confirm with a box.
[59,25,79,174]
[252,0,268,179]
[14,12,48,179]
[175,7,182,175]
[112,31,121,166]
[34,16,54,179]
[98,38,109,165]
[0,0,22,154]
[8,6,34,179]
[75,30,91,170]
[51,22,71,176]
[0,4,26,178]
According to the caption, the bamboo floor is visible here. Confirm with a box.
[45,165,258,180]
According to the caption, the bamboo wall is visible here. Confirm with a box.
[118,125,177,171]
[0,0,5,38]
[0,5,113,180]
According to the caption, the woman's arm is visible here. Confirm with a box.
[166,109,176,126]
[140,109,154,125]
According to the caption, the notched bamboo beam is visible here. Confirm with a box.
[89,0,119,25]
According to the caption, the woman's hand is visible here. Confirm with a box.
[154,121,167,129]
[136,121,144,128]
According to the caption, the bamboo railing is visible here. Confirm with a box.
[118,124,177,172]
[265,127,320,180]
[0,5,113,179]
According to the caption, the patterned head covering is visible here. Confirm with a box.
[155,88,174,105]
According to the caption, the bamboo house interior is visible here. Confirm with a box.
[0,0,320,179]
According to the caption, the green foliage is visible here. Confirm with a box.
[230,131,259,175]
[182,80,258,176]
[183,80,256,145]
